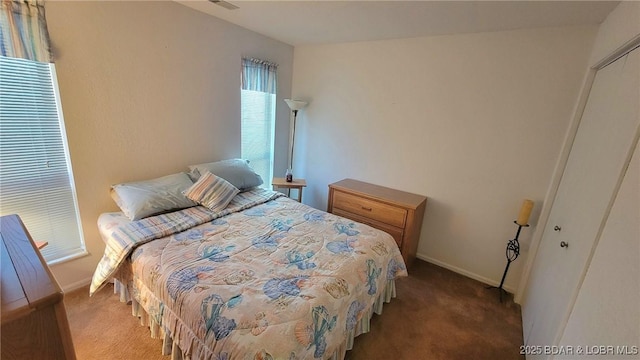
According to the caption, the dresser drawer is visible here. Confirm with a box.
[332,208,404,247]
[332,190,407,228]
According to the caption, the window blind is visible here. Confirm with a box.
[0,55,86,263]
[241,89,276,187]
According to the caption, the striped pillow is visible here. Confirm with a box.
[183,171,239,212]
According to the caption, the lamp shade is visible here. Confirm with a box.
[284,99,308,111]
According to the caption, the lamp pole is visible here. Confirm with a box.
[284,99,308,169]
[289,109,298,170]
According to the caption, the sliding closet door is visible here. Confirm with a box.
[522,47,639,358]
[558,131,640,356]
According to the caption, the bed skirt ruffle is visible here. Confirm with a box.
[113,278,398,360]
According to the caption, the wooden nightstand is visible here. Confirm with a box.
[272,178,307,202]
[327,179,427,268]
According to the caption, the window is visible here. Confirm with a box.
[241,90,276,187]
[240,58,277,187]
[0,55,86,264]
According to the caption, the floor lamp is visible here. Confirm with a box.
[284,99,308,182]
[487,199,534,302]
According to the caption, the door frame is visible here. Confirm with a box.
[515,35,640,343]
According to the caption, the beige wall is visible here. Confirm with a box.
[45,1,293,291]
[291,26,597,292]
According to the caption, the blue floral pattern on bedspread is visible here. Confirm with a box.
[94,189,408,359]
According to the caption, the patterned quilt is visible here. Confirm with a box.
[93,188,408,359]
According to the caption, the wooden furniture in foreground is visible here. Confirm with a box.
[272,177,307,202]
[327,179,427,268]
[35,241,48,249]
[1,214,76,360]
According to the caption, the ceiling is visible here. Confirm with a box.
[176,0,619,46]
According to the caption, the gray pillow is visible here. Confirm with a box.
[111,172,197,221]
[188,159,263,191]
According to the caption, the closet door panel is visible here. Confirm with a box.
[523,48,639,357]
[558,137,639,355]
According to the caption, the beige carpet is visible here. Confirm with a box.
[65,260,524,359]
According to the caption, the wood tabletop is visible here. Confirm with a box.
[1,215,61,324]
[328,178,426,209]
[272,178,307,187]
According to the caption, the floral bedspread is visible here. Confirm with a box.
[95,189,408,359]
[90,188,284,295]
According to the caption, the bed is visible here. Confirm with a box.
[90,174,407,360]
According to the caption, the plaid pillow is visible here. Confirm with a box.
[183,171,239,212]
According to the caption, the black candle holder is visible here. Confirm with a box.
[487,220,529,302]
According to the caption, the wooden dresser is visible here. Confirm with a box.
[327,179,427,268]
[1,214,76,360]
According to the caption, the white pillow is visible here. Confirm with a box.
[183,171,239,212]
[111,172,196,221]
[188,159,263,191]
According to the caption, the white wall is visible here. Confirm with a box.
[45,1,293,291]
[589,1,640,66]
[291,26,597,292]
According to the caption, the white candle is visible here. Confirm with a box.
[516,199,534,226]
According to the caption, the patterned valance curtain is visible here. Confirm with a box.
[0,0,53,62]
[241,57,277,94]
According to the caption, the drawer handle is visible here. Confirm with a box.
[361,206,372,211]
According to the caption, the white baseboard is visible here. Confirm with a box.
[61,277,92,294]
[415,253,516,294]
